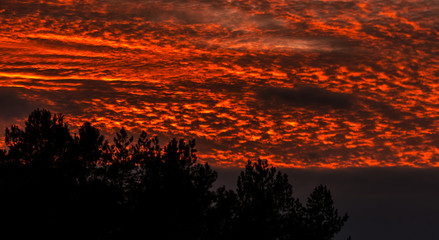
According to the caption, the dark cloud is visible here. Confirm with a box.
[0,67,84,77]
[257,85,356,110]
[256,84,433,129]
[0,87,36,121]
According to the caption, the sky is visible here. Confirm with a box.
[2,1,439,239]
[0,0,439,168]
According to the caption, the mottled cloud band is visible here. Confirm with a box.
[0,0,438,167]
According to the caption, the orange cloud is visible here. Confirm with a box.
[0,0,438,167]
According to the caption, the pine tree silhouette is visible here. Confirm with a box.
[0,109,349,240]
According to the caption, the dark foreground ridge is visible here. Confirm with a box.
[0,109,349,239]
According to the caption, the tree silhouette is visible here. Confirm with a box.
[5,108,73,168]
[0,109,349,239]
[303,185,349,240]
[76,121,108,167]
[124,138,218,239]
[131,130,161,165]
[206,186,239,239]
[0,110,121,239]
[0,149,6,163]
[111,127,134,164]
[233,159,302,239]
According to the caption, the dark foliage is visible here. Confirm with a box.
[234,159,299,239]
[0,109,348,239]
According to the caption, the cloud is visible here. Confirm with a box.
[1,0,438,167]
[216,37,347,52]
[257,85,356,110]
[256,84,432,128]
[0,87,35,121]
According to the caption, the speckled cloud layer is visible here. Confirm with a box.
[1,0,438,167]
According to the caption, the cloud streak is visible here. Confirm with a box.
[0,0,438,167]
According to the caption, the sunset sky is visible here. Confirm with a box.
[1,0,438,168]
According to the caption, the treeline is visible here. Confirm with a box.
[0,109,348,240]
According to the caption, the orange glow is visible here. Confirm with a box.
[0,0,438,167]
